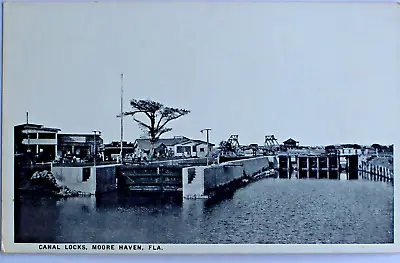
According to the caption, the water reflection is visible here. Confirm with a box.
[15,178,394,244]
[339,172,348,180]
[279,169,341,180]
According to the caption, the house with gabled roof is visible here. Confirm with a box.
[133,136,215,159]
[283,138,299,149]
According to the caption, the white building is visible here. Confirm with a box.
[133,136,214,159]
[338,147,362,156]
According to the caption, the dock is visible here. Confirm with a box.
[277,152,358,180]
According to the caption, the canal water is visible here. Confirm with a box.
[15,177,394,244]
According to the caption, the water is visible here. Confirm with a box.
[15,178,394,244]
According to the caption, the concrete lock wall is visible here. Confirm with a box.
[182,166,207,198]
[52,166,96,194]
[52,164,119,195]
[95,164,119,194]
[183,156,275,198]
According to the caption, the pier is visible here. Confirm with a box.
[278,153,359,180]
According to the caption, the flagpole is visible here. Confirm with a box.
[120,73,124,163]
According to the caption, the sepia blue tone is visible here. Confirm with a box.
[15,176,394,244]
[3,2,399,146]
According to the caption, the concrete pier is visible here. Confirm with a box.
[182,156,277,199]
[52,164,120,195]
[278,153,356,180]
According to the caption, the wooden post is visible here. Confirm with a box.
[159,167,164,193]
[316,157,320,179]
[297,157,300,179]
[386,167,389,182]
[360,161,363,179]
[363,161,366,179]
[327,157,330,179]
[369,165,372,181]
[307,157,310,179]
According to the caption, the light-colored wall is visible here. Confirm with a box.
[340,148,361,155]
[135,142,213,158]
[182,166,206,198]
[174,144,190,157]
[23,129,57,134]
[195,143,213,158]
[175,142,213,158]
[52,166,96,194]
[52,164,120,195]
[22,138,57,145]
[183,156,276,198]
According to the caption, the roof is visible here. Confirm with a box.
[104,141,135,147]
[15,123,61,132]
[283,138,298,144]
[59,133,102,137]
[180,139,215,146]
[134,137,215,149]
[104,146,136,150]
[134,137,190,149]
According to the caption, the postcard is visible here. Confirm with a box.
[1,1,399,254]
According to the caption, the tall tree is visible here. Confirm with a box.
[124,99,190,158]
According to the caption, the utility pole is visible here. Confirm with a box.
[120,73,124,163]
[92,130,101,167]
[201,128,212,165]
[25,112,32,166]
[117,73,126,164]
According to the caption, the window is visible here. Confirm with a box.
[177,146,183,153]
[184,146,191,153]
[200,148,205,152]
[38,133,56,139]
[82,168,91,182]
[192,146,197,152]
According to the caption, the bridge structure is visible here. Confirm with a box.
[262,135,281,154]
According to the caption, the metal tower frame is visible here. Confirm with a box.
[265,135,280,147]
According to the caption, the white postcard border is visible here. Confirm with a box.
[2,1,400,254]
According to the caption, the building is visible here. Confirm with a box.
[14,122,104,163]
[283,138,299,149]
[104,141,136,161]
[337,144,362,156]
[14,123,61,162]
[57,133,104,161]
[175,139,215,158]
[324,144,363,156]
[133,136,215,159]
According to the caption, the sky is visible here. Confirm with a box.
[3,1,399,147]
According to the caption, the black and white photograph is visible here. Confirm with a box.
[1,1,399,254]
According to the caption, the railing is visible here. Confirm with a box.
[20,162,53,171]
[359,162,394,184]
[53,161,119,167]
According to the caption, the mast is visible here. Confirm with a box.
[120,73,124,163]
